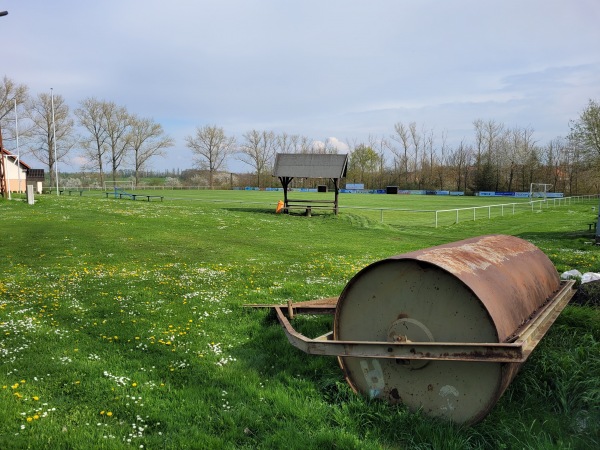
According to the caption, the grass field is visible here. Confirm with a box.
[1,192,599,449]
[71,188,584,228]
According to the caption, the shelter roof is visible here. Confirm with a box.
[273,153,348,179]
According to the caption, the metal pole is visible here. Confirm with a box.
[51,88,59,195]
[5,160,11,200]
[15,99,21,193]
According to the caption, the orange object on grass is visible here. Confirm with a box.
[276,200,284,213]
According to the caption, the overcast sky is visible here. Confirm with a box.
[3,0,599,172]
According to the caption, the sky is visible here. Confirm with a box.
[2,0,599,173]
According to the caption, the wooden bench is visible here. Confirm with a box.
[588,222,597,231]
[285,199,337,216]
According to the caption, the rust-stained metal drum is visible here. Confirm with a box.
[333,235,561,424]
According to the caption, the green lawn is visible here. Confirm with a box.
[0,192,598,449]
[77,187,581,228]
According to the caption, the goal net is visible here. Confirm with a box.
[104,181,134,191]
[529,183,552,200]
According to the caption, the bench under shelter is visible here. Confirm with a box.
[273,153,348,215]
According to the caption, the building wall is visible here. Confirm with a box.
[2,154,28,193]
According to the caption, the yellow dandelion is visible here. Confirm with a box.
[33,415,39,420]
[26,417,33,422]
[106,411,113,417]
[33,396,39,401]
[132,382,137,387]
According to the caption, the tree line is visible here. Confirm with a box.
[1,75,599,194]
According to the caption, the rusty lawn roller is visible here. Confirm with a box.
[250,235,576,424]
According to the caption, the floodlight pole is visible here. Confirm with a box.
[51,88,59,195]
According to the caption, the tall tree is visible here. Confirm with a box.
[129,115,174,187]
[368,135,388,188]
[422,128,435,189]
[348,144,381,188]
[185,125,234,189]
[313,137,342,154]
[26,91,75,188]
[238,130,275,187]
[448,140,473,191]
[102,102,131,182]
[0,76,29,147]
[390,122,411,188]
[569,99,600,165]
[472,119,504,191]
[515,126,537,191]
[274,132,294,154]
[564,137,583,195]
[75,97,108,185]
[295,135,313,153]
[436,130,448,190]
[409,122,422,186]
[543,137,568,193]
[274,133,315,154]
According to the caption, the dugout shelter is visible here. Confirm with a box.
[273,153,348,215]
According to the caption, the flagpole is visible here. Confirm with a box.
[51,88,59,195]
[14,99,21,193]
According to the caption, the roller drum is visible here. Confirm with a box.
[333,235,560,424]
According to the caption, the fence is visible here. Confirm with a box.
[433,195,598,228]
[48,185,214,192]
[340,195,599,228]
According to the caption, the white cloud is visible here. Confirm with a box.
[312,137,350,153]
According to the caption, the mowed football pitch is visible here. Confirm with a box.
[110,188,577,227]
[0,190,598,449]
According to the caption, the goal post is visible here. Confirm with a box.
[529,183,552,200]
[103,181,134,191]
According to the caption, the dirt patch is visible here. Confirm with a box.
[571,280,600,307]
